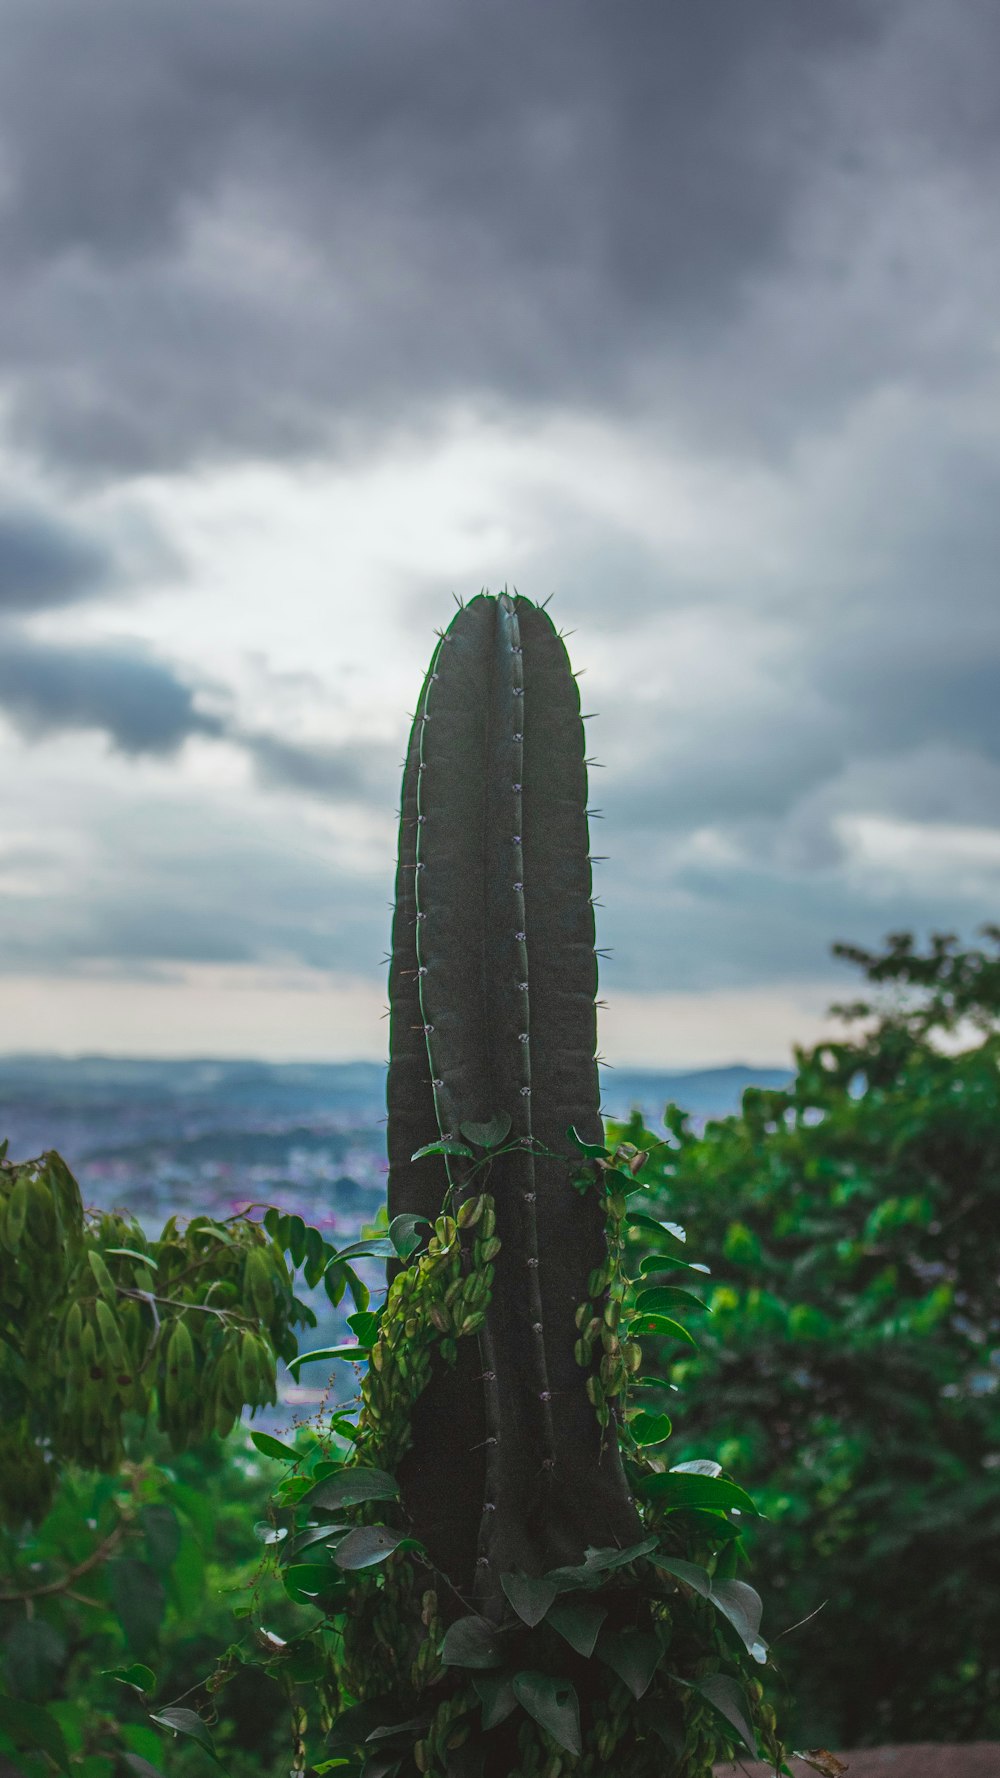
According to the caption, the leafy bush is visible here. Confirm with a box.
[610,929,1000,1749]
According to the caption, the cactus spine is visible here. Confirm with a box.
[387,591,640,1618]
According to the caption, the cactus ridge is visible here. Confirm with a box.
[387,591,640,1618]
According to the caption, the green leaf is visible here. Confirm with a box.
[501,1572,558,1626]
[286,1345,369,1375]
[105,1248,157,1268]
[388,1214,430,1258]
[637,1472,759,1516]
[333,1526,404,1569]
[281,1522,349,1562]
[250,1430,301,1463]
[460,1113,513,1148]
[633,1285,707,1315]
[692,1673,757,1756]
[627,1313,698,1347]
[149,1707,219,1761]
[709,1579,765,1657]
[411,1140,474,1161]
[472,1672,518,1730]
[109,1558,166,1656]
[364,1719,423,1746]
[305,1467,399,1510]
[546,1598,607,1657]
[596,1627,663,1699]
[141,1504,181,1572]
[104,1663,156,1696]
[625,1212,686,1240]
[669,1459,721,1477]
[548,1535,659,1590]
[648,1555,713,1598]
[123,1756,168,1778]
[567,1126,609,1158]
[511,1672,582,1756]
[626,1410,673,1446]
[330,1238,396,1262]
[439,1615,506,1669]
[638,1254,709,1276]
[346,1310,381,1348]
[0,1698,70,1773]
[4,1619,66,1702]
[253,1521,289,1545]
[346,1266,371,1313]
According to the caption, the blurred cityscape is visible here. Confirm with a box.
[0,1055,790,1422]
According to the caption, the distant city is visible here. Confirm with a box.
[0,1055,790,1423]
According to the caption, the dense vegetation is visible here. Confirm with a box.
[2,926,996,1773]
[611,927,1000,1750]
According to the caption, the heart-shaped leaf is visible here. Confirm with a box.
[440,1615,506,1669]
[669,1459,722,1477]
[709,1579,764,1656]
[648,1554,713,1598]
[250,1431,301,1463]
[692,1673,757,1756]
[411,1140,475,1161]
[596,1628,663,1699]
[460,1113,512,1148]
[546,1598,607,1658]
[305,1468,399,1510]
[512,1672,582,1756]
[626,1410,672,1446]
[149,1708,217,1758]
[625,1213,685,1240]
[627,1314,698,1348]
[333,1526,404,1570]
[501,1572,558,1627]
[104,1662,156,1695]
[567,1127,609,1159]
[346,1310,381,1348]
[637,1472,759,1516]
[633,1285,707,1315]
[639,1254,710,1276]
[388,1214,430,1258]
[472,1672,518,1729]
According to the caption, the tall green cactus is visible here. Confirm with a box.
[387,590,641,1617]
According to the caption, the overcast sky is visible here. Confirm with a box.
[1,0,997,1067]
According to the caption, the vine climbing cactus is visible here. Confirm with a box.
[387,590,640,1614]
[233,589,790,1778]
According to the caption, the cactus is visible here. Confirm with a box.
[387,590,641,1617]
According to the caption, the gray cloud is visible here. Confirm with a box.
[0,0,970,475]
[0,506,117,610]
[0,633,224,754]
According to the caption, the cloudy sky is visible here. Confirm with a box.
[1,0,997,1067]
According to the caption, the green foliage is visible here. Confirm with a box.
[610,928,1000,1749]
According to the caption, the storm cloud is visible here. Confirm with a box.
[0,0,997,1056]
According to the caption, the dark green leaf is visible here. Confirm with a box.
[110,1558,166,1656]
[625,1212,686,1240]
[472,1672,518,1730]
[546,1598,607,1657]
[250,1431,301,1463]
[669,1459,721,1477]
[105,1248,157,1268]
[511,1672,582,1756]
[626,1410,673,1446]
[460,1113,512,1148]
[330,1238,396,1262]
[633,1285,707,1315]
[627,1314,698,1347]
[501,1572,558,1626]
[0,1698,70,1773]
[4,1619,66,1702]
[149,1707,218,1759]
[306,1467,399,1510]
[411,1140,474,1161]
[363,1719,423,1745]
[637,1472,759,1516]
[596,1628,663,1699]
[567,1126,609,1158]
[333,1526,404,1569]
[346,1310,380,1348]
[287,1345,369,1374]
[648,1555,713,1598]
[638,1254,709,1276]
[388,1214,430,1258]
[548,1535,659,1591]
[439,1615,506,1669]
[123,1756,168,1778]
[346,1266,371,1313]
[141,1504,181,1572]
[710,1579,765,1656]
[104,1662,156,1696]
[281,1523,349,1562]
[693,1674,757,1756]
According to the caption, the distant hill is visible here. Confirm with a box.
[599,1064,793,1128]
